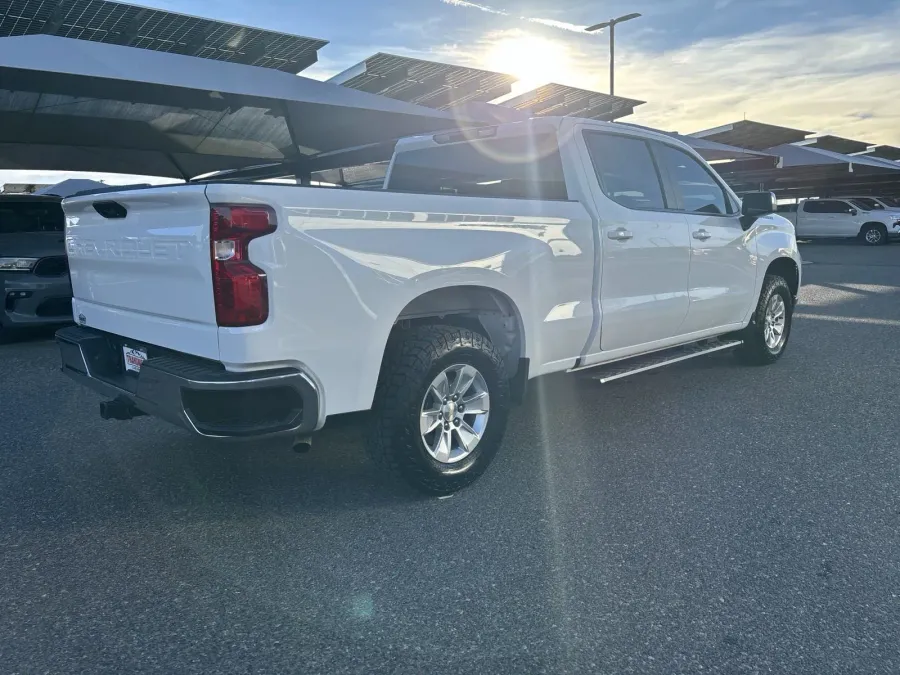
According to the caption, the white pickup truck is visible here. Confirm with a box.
[779,198,900,245]
[57,117,801,494]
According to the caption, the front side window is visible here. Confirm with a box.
[653,143,733,215]
[387,133,568,200]
[582,132,667,210]
[849,198,881,211]
[826,201,854,214]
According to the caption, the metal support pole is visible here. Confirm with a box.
[609,22,615,97]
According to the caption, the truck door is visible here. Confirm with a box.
[827,200,862,237]
[650,140,757,332]
[576,128,691,356]
[797,200,829,236]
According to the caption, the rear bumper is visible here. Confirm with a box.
[56,326,322,439]
[1,271,73,328]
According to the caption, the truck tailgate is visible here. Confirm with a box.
[63,185,219,360]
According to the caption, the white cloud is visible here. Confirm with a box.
[433,5,900,144]
[440,0,504,16]
[617,9,900,142]
[440,0,586,32]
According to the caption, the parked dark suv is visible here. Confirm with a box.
[0,194,72,340]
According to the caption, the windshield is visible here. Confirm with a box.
[0,200,65,234]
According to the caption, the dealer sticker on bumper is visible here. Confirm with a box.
[123,346,147,373]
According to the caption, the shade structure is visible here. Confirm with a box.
[615,122,778,163]
[0,0,328,73]
[0,35,470,179]
[717,142,900,197]
[691,120,811,150]
[863,145,900,161]
[329,53,517,110]
[502,83,644,121]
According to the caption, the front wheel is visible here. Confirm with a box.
[860,223,888,246]
[735,275,793,366]
[367,324,510,495]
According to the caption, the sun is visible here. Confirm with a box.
[484,34,574,93]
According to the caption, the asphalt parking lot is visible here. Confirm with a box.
[1,241,898,675]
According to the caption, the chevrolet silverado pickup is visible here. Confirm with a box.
[57,117,801,494]
[780,197,900,245]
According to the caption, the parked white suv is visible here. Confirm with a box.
[783,198,900,245]
[57,118,801,494]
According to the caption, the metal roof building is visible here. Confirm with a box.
[329,53,517,110]
[0,0,328,73]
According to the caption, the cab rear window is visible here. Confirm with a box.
[388,133,568,201]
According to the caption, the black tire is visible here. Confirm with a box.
[735,275,793,366]
[367,323,510,495]
[860,223,888,246]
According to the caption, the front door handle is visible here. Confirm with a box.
[608,228,633,241]
[692,229,712,241]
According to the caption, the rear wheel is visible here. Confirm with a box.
[367,324,510,495]
[860,223,888,246]
[735,275,793,365]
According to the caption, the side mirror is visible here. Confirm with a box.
[849,208,858,216]
[741,191,777,218]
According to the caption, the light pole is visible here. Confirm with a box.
[586,12,642,97]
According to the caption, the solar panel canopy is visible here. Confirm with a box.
[501,83,644,122]
[329,53,517,110]
[0,35,467,179]
[0,0,328,73]
[691,120,811,150]
[801,135,871,155]
[865,145,900,161]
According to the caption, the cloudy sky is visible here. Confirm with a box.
[5,0,899,186]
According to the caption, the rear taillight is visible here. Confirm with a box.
[210,204,277,327]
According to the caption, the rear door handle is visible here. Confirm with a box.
[608,228,633,241]
[692,229,712,241]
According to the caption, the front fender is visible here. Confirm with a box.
[747,214,802,313]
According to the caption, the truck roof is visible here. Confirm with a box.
[393,116,699,156]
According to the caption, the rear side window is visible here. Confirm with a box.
[804,200,850,214]
[387,133,568,200]
[0,201,65,234]
[652,143,734,215]
[582,132,666,210]
[802,201,825,213]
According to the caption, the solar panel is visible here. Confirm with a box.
[865,145,900,161]
[501,83,644,121]
[803,135,871,155]
[330,53,517,110]
[0,0,328,72]
[691,120,811,150]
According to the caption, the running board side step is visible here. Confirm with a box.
[575,338,743,383]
